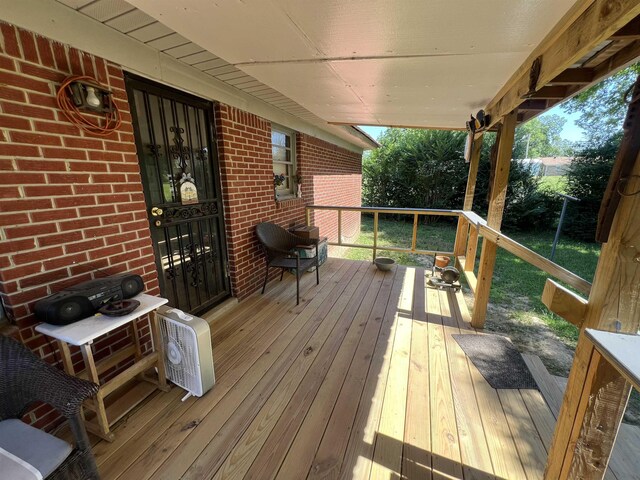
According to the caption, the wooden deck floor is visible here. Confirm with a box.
[89,258,632,480]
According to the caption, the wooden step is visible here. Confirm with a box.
[524,354,640,480]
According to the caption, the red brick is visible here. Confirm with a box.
[103,140,136,153]
[34,121,79,136]
[85,225,119,239]
[16,159,66,172]
[51,42,69,72]
[38,230,82,247]
[64,238,103,254]
[88,244,122,260]
[108,162,139,173]
[30,209,76,223]
[101,213,134,225]
[2,172,47,184]
[0,143,41,157]
[62,136,104,150]
[46,172,90,183]
[10,131,61,146]
[5,286,47,305]
[0,186,20,199]
[19,268,68,289]
[24,185,73,197]
[73,184,111,195]
[19,61,64,83]
[1,101,55,119]
[79,205,115,217]
[42,252,87,270]
[42,147,87,160]
[68,161,108,172]
[58,217,101,231]
[0,159,13,170]
[0,70,51,93]
[1,263,42,282]
[1,24,20,57]
[0,198,51,213]
[6,223,57,239]
[35,36,55,69]
[53,196,96,208]
[68,48,83,76]
[0,212,28,227]
[92,173,126,183]
[12,246,63,266]
[26,91,58,109]
[0,86,26,102]
[87,150,123,162]
[18,29,38,63]
[0,114,31,130]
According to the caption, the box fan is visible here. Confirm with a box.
[156,305,215,401]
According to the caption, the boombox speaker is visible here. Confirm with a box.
[34,273,144,326]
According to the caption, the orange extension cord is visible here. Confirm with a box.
[56,75,122,136]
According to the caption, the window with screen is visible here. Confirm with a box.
[272,126,296,199]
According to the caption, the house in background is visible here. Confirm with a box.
[520,156,573,176]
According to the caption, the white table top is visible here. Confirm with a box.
[35,294,168,346]
[585,328,640,392]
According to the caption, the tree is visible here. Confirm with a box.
[563,133,621,241]
[562,64,640,145]
[512,114,574,159]
[363,128,559,231]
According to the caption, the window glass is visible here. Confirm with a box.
[271,126,296,198]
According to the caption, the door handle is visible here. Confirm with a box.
[151,207,163,217]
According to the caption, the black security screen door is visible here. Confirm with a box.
[126,74,230,314]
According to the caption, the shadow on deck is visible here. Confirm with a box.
[83,257,637,480]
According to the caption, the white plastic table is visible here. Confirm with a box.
[36,293,170,441]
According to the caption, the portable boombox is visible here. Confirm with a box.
[34,273,144,325]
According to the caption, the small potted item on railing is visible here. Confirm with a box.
[435,255,450,268]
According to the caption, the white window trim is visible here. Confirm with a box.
[272,125,297,201]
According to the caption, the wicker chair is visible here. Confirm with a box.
[0,336,100,479]
[256,222,320,305]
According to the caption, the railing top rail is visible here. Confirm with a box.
[306,205,461,216]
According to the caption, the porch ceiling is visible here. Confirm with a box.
[120,0,577,129]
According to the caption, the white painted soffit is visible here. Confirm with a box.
[2,0,374,151]
[126,0,578,130]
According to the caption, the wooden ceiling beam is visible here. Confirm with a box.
[548,68,595,85]
[610,14,640,40]
[529,86,569,99]
[519,99,548,111]
[485,0,640,128]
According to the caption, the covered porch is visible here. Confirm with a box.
[82,257,638,480]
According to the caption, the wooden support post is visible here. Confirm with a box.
[454,133,484,260]
[372,211,379,261]
[337,209,342,245]
[544,116,640,480]
[464,226,479,272]
[471,111,517,328]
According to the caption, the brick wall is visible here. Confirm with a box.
[297,133,362,244]
[215,104,306,300]
[0,22,159,430]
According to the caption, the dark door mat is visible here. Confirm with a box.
[452,334,539,390]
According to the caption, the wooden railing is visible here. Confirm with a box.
[305,205,460,260]
[454,210,592,298]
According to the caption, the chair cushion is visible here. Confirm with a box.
[269,256,316,270]
[0,419,72,479]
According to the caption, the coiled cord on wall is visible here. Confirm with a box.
[56,75,122,136]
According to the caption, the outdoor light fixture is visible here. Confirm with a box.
[67,79,114,113]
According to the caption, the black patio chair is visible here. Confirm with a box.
[0,335,100,480]
[256,222,320,305]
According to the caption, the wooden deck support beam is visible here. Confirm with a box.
[485,0,640,129]
[454,133,484,260]
[471,111,517,328]
[544,105,640,480]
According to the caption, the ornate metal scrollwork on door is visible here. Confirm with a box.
[169,126,191,172]
[151,202,219,227]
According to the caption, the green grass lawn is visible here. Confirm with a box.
[345,215,600,344]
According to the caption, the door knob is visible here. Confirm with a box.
[151,207,163,217]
